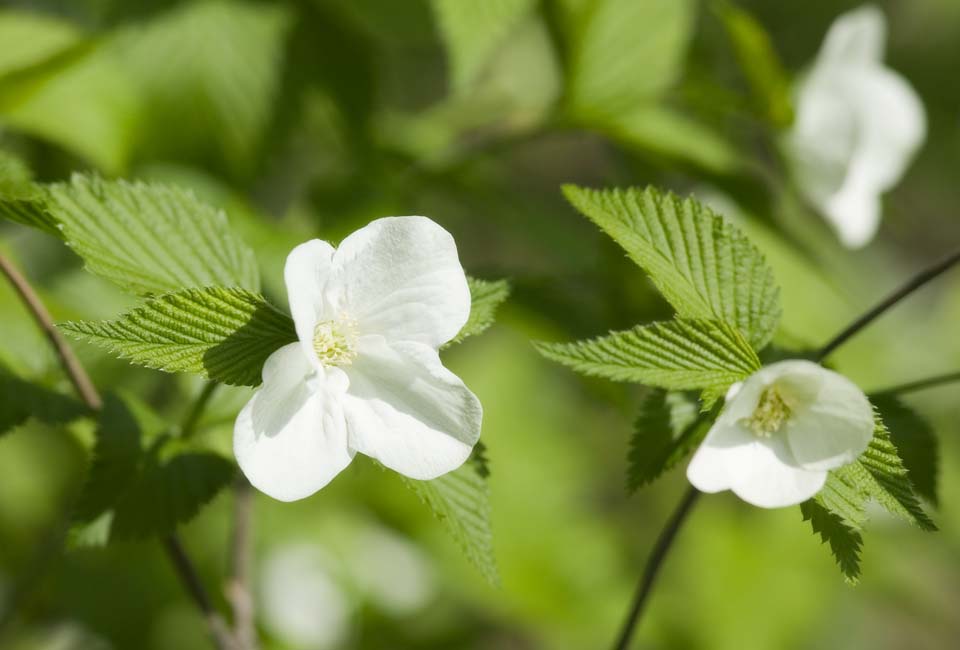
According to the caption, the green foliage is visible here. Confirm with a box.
[715,1,793,127]
[431,0,536,94]
[447,277,511,347]
[43,175,260,295]
[0,149,58,234]
[115,0,291,176]
[563,185,781,350]
[561,0,694,118]
[0,368,88,436]
[536,319,760,395]
[871,394,939,505]
[72,394,234,544]
[0,10,83,77]
[403,448,498,585]
[60,287,296,387]
[800,499,863,584]
[819,415,935,532]
[627,390,708,491]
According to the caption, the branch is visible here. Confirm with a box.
[611,486,701,650]
[0,253,101,410]
[817,249,960,362]
[226,476,258,650]
[0,252,235,650]
[871,370,960,398]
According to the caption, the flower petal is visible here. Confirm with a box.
[728,436,828,508]
[786,368,874,471]
[234,343,353,501]
[328,216,470,349]
[819,5,886,65]
[284,239,336,360]
[341,336,481,480]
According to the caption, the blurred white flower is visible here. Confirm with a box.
[260,543,352,650]
[346,525,436,616]
[786,5,925,248]
[235,216,482,501]
[686,360,874,508]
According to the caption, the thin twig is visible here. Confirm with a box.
[0,253,101,409]
[0,252,235,650]
[181,381,219,439]
[871,370,960,398]
[165,537,237,650]
[817,248,960,362]
[227,477,258,650]
[612,486,701,650]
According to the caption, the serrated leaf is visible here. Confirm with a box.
[0,149,58,234]
[0,368,88,436]
[403,449,498,585]
[447,277,511,347]
[820,414,935,532]
[627,390,709,491]
[870,394,939,506]
[563,185,781,350]
[72,394,234,544]
[116,0,291,176]
[535,319,760,395]
[715,1,793,127]
[800,499,862,584]
[562,0,695,118]
[431,0,536,94]
[60,287,297,387]
[44,174,260,294]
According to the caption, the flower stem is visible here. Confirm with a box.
[611,485,701,650]
[227,477,258,650]
[181,380,219,439]
[871,370,960,398]
[0,252,236,650]
[817,248,960,362]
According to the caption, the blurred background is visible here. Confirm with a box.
[1,0,959,648]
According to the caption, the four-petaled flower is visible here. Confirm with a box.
[235,217,482,501]
[686,360,874,508]
[786,4,925,249]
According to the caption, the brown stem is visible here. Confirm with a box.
[612,486,701,650]
[227,477,258,650]
[817,248,960,362]
[0,253,101,410]
[0,252,235,650]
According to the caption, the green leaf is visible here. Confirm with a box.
[44,174,260,295]
[72,394,235,543]
[0,41,139,174]
[0,149,58,234]
[715,1,793,127]
[562,0,695,118]
[870,395,939,506]
[800,499,862,584]
[403,448,498,585]
[627,390,709,491]
[0,10,83,78]
[0,368,88,436]
[116,0,291,176]
[60,287,297,387]
[447,277,511,347]
[431,0,536,94]
[596,105,742,174]
[819,414,935,532]
[535,318,760,395]
[563,185,781,350]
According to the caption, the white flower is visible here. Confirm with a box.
[686,360,874,508]
[234,216,482,501]
[786,5,925,249]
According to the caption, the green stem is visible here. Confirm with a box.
[817,248,960,361]
[871,371,960,398]
[180,381,219,439]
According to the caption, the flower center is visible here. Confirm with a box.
[744,385,792,437]
[312,320,357,367]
